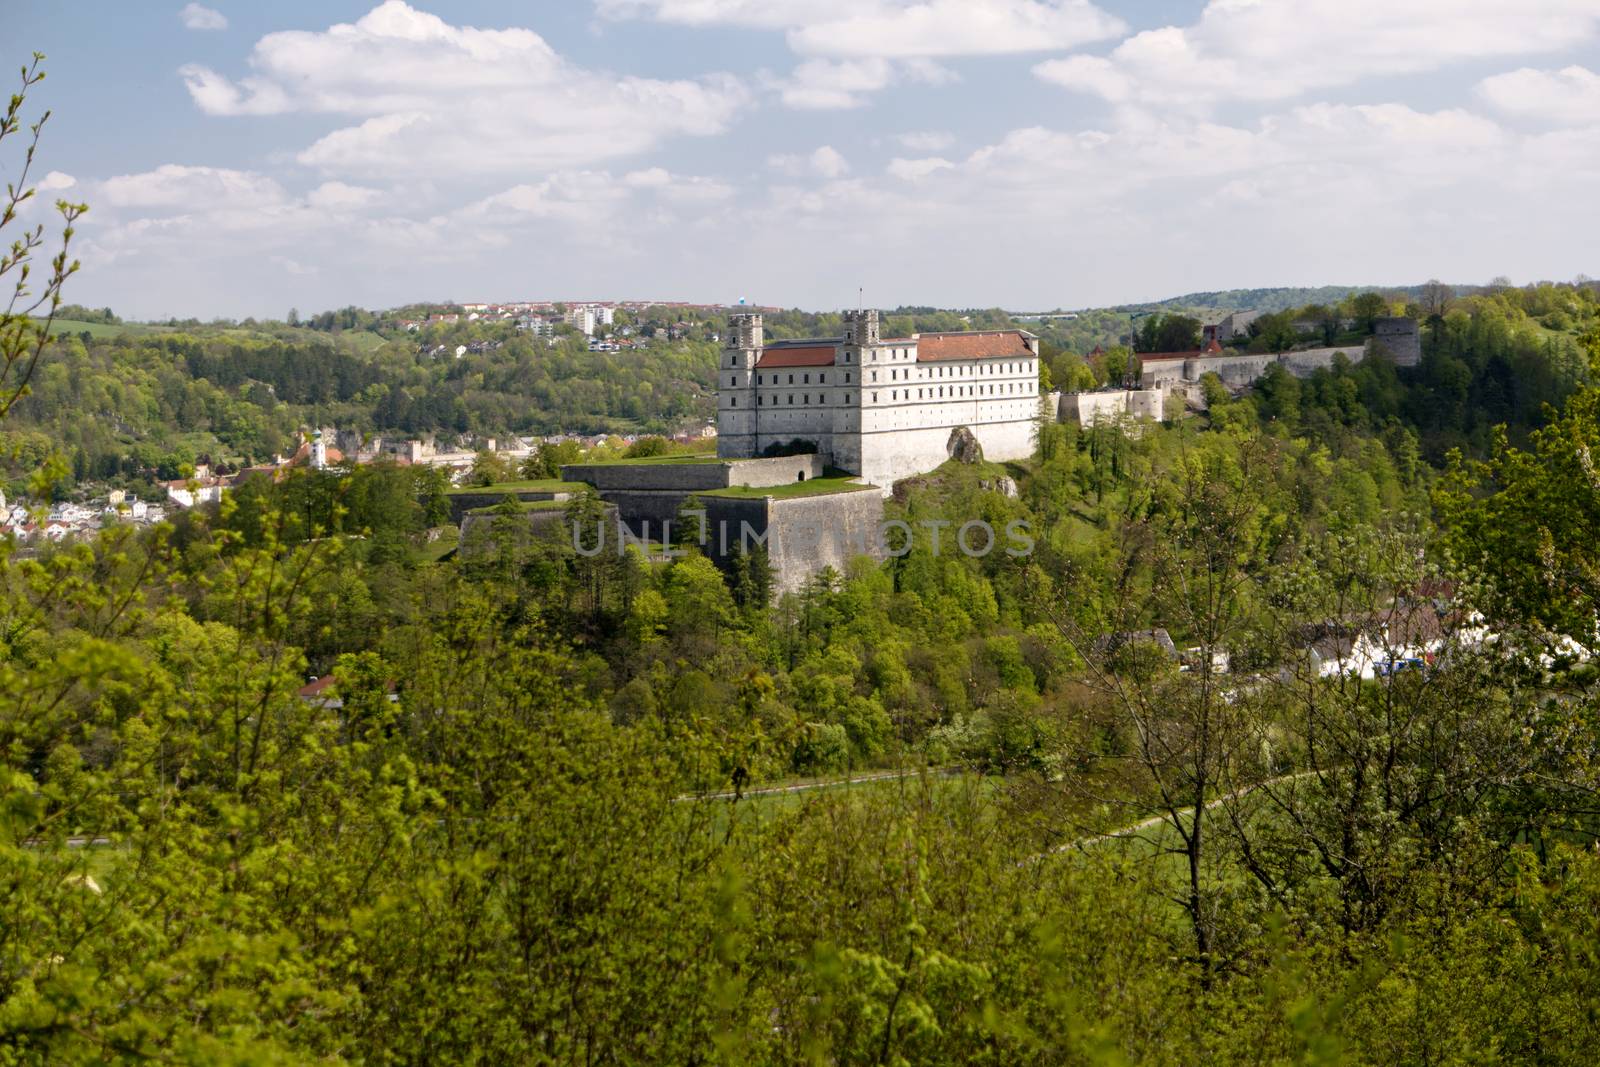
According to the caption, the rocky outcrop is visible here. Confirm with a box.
[947,426,984,465]
[980,476,1019,499]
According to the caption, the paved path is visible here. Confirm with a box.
[1045,768,1322,856]
[678,767,947,803]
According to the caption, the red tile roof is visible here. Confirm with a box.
[916,331,1034,362]
[755,344,836,368]
[298,676,338,698]
[747,329,1035,368]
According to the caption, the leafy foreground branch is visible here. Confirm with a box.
[0,54,85,419]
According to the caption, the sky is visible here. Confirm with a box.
[8,0,1600,319]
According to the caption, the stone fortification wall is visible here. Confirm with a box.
[1278,346,1365,376]
[703,490,886,597]
[560,455,831,537]
[1063,388,1167,425]
[561,454,826,493]
[561,461,732,493]
[726,454,829,487]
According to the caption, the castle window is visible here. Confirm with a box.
[846,393,851,403]
[788,374,794,385]
[803,374,810,384]
[871,371,877,382]
[731,396,738,407]
[820,373,826,383]
[804,394,809,404]
[844,372,851,383]
[872,392,878,402]
[729,355,735,366]
[788,395,794,404]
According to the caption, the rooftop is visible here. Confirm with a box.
[755,343,837,368]
[749,329,1037,368]
[915,330,1035,362]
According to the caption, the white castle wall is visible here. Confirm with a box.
[1064,388,1167,425]
[718,312,1042,491]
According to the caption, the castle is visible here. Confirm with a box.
[717,309,1044,488]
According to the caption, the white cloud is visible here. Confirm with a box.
[768,146,851,179]
[1478,66,1600,126]
[270,255,319,276]
[38,171,77,191]
[180,3,228,31]
[465,172,633,224]
[461,167,736,228]
[605,1,1101,108]
[600,0,1124,58]
[306,181,384,211]
[1036,0,1600,109]
[895,130,954,152]
[596,0,854,29]
[772,56,955,109]
[179,64,291,116]
[787,0,1123,59]
[622,168,735,203]
[774,58,894,110]
[98,164,288,211]
[180,1,750,176]
[887,156,954,180]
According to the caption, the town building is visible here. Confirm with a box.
[1202,311,1262,346]
[717,310,1043,488]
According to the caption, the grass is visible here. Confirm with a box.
[418,526,460,563]
[445,478,570,495]
[333,330,389,353]
[702,476,876,500]
[465,499,570,515]
[574,454,726,466]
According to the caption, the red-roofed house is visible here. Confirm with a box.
[718,309,1043,488]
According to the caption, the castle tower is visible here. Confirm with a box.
[842,308,880,346]
[832,309,882,476]
[717,313,763,458]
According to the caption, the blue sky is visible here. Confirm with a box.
[8,1,1600,318]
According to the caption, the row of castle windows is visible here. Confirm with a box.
[727,393,857,407]
[873,381,1034,403]
[874,360,1033,382]
[727,378,1037,407]
[729,361,1035,389]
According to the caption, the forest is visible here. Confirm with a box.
[6,285,1600,1059]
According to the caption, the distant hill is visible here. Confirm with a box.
[1109,285,1444,317]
